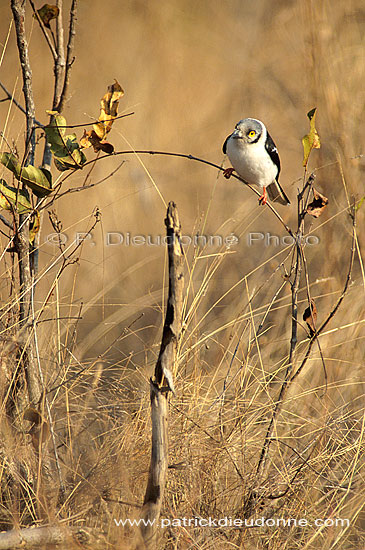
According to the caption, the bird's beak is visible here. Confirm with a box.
[232,129,242,139]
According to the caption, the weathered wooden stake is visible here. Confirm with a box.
[140,202,184,548]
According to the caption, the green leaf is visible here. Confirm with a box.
[0,152,52,197]
[21,165,53,197]
[0,179,32,213]
[45,111,87,171]
[355,196,365,211]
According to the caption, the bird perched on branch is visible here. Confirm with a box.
[222,118,290,205]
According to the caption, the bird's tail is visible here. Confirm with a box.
[267,180,290,205]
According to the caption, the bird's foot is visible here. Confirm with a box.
[223,167,235,179]
[258,187,268,205]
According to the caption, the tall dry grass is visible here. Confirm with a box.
[0,0,364,548]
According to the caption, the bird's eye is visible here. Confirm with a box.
[248,130,256,137]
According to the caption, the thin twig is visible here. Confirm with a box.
[57,0,77,113]
[0,81,43,126]
[52,111,135,129]
[28,0,57,60]
[53,0,65,109]
[0,213,13,229]
[39,149,295,237]
[290,206,356,384]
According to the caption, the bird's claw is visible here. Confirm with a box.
[223,167,235,179]
[258,187,268,206]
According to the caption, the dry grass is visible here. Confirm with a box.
[0,0,364,548]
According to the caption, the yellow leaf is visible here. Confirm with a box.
[92,80,124,140]
[29,211,40,244]
[0,152,53,197]
[302,108,321,167]
[0,179,32,213]
[355,196,365,211]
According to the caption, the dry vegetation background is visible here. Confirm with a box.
[0,0,364,549]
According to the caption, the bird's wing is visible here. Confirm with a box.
[265,132,281,178]
[222,134,231,154]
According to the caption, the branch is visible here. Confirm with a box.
[141,202,184,549]
[53,0,66,109]
[0,81,43,127]
[290,206,356,383]
[28,0,57,59]
[57,0,77,113]
[0,213,13,229]
[11,0,36,165]
[11,0,41,405]
[43,149,295,238]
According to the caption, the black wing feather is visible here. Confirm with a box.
[222,134,231,154]
[265,132,281,179]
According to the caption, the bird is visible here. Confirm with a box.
[222,118,290,205]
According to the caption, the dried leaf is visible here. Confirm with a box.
[36,4,59,28]
[302,108,321,167]
[45,111,87,171]
[306,188,329,218]
[80,129,114,154]
[303,299,317,336]
[81,81,123,152]
[93,80,124,139]
[29,211,40,244]
[0,179,32,213]
[0,153,52,197]
[24,407,43,424]
[24,407,50,449]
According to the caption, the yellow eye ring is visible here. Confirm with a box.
[248,130,256,137]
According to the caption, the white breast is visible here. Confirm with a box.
[226,137,277,190]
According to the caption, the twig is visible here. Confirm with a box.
[50,160,125,202]
[57,0,77,113]
[0,81,43,127]
[40,149,295,238]
[290,206,356,384]
[53,0,66,109]
[299,241,328,395]
[253,177,305,483]
[0,213,13,229]
[28,0,57,60]
[52,111,135,129]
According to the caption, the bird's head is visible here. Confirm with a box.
[232,118,265,144]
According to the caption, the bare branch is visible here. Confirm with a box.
[53,0,66,109]
[141,202,184,548]
[28,0,57,59]
[11,0,36,165]
[57,0,77,113]
[40,148,295,238]
[11,0,41,405]
[290,206,356,384]
[0,80,43,126]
